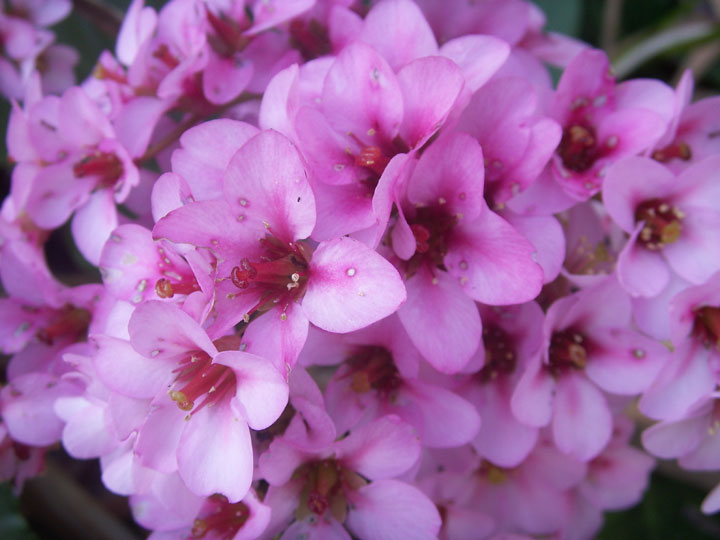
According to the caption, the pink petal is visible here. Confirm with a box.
[397,56,464,148]
[511,356,554,427]
[358,0,437,71]
[336,415,420,480]
[639,341,715,420]
[223,130,315,243]
[616,225,670,298]
[663,206,720,284]
[214,350,289,430]
[241,301,309,374]
[152,200,260,261]
[404,380,481,448]
[553,374,613,460]
[446,208,543,304]
[94,335,173,399]
[439,35,510,92]
[71,190,118,265]
[304,237,406,333]
[346,480,441,540]
[603,156,675,233]
[503,212,565,284]
[584,328,668,395]
[397,265,481,373]
[203,51,253,105]
[134,403,186,473]
[472,380,538,467]
[128,301,217,360]
[55,396,116,459]
[406,132,485,221]
[177,403,253,502]
[172,119,259,201]
[321,42,403,142]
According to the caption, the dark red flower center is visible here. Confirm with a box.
[168,336,242,414]
[634,198,684,250]
[692,306,720,349]
[558,123,599,173]
[229,235,312,321]
[190,494,250,540]
[652,141,692,163]
[289,18,331,61]
[205,6,253,56]
[344,346,401,395]
[405,205,458,275]
[73,151,124,189]
[547,328,590,376]
[36,305,91,346]
[478,325,517,382]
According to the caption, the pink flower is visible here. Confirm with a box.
[153,128,406,370]
[603,155,720,298]
[95,300,289,503]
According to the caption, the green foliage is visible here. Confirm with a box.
[0,483,38,540]
[598,473,720,540]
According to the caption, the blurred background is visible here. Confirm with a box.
[3,0,720,538]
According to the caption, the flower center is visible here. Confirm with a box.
[634,198,684,250]
[692,306,720,349]
[289,18,331,61]
[36,305,91,346]
[547,329,589,376]
[344,347,401,395]
[168,336,241,413]
[191,494,250,539]
[478,325,516,382]
[293,459,366,524]
[558,124,598,173]
[229,236,312,320]
[652,141,692,163]
[405,205,458,274]
[73,151,124,189]
[205,6,253,56]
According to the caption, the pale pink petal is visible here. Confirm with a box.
[177,403,253,502]
[358,0,437,71]
[639,341,715,420]
[322,42,403,141]
[55,396,116,459]
[404,380,481,448]
[116,0,157,65]
[223,130,316,243]
[511,357,554,427]
[446,208,543,304]
[397,56,464,148]
[663,206,720,284]
[616,225,670,298]
[439,35,510,92]
[406,132,485,221]
[584,328,668,395]
[214,351,289,430]
[93,335,174,399]
[134,403,186,473]
[304,237,406,333]
[128,301,217,360]
[241,301,309,374]
[71,190,118,265]
[203,51,253,105]
[397,265,481,373]
[336,415,420,480]
[472,380,538,467]
[346,480,441,540]
[553,374,613,460]
[171,119,259,201]
[152,200,260,261]
[702,482,720,514]
[503,212,565,284]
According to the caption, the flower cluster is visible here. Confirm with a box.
[1,0,720,538]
